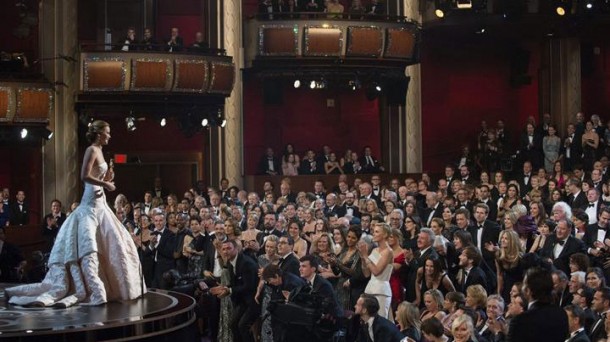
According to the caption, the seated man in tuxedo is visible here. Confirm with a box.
[457,246,488,294]
[165,27,184,52]
[564,305,590,342]
[353,293,403,342]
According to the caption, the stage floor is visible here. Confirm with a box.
[0,283,196,341]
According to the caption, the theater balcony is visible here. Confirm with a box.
[243,13,421,87]
[76,48,236,120]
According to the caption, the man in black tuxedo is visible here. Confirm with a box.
[259,147,281,175]
[279,181,297,205]
[257,213,285,249]
[299,255,343,319]
[459,165,475,185]
[9,190,28,226]
[277,236,300,276]
[519,123,544,170]
[472,203,501,271]
[585,188,603,225]
[552,270,573,308]
[562,123,583,172]
[591,169,604,194]
[458,246,488,294]
[341,191,361,219]
[584,208,610,278]
[476,184,498,222]
[140,27,158,51]
[507,267,569,342]
[518,161,534,197]
[366,0,385,15]
[353,293,403,342]
[149,213,177,289]
[300,149,321,175]
[539,219,587,275]
[359,182,381,207]
[165,27,184,52]
[360,146,384,173]
[424,192,444,227]
[567,178,589,212]
[565,305,591,342]
[41,199,66,252]
[479,295,506,342]
[324,193,345,218]
[118,27,137,51]
[211,239,260,342]
[450,208,477,241]
[589,287,610,342]
[151,177,169,201]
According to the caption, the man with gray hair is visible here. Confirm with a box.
[424,192,443,227]
[569,271,586,296]
[417,228,437,262]
[479,294,505,340]
[552,201,573,222]
[388,209,404,231]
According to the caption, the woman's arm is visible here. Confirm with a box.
[442,273,456,293]
[414,267,423,306]
[496,260,503,295]
[365,248,393,276]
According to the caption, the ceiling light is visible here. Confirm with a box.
[310,80,316,89]
[20,128,28,139]
[556,6,565,15]
[220,119,227,128]
[294,80,301,88]
[160,118,167,127]
[435,9,445,17]
[201,118,209,127]
[44,128,53,140]
[457,0,472,9]
[375,84,382,92]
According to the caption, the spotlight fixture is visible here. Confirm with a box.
[160,118,167,127]
[20,128,28,139]
[43,128,53,140]
[220,119,227,128]
[434,0,450,18]
[310,80,316,89]
[435,8,445,17]
[586,0,593,9]
[457,0,472,9]
[555,0,571,15]
[201,118,209,127]
[126,116,136,131]
[374,84,382,92]
[294,80,301,88]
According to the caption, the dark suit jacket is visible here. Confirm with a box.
[165,36,184,51]
[519,132,544,168]
[539,235,587,275]
[300,158,321,174]
[41,212,67,237]
[462,266,488,293]
[568,329,590,342]
[424,203,444,226]
[474,220,501,268]
[341,204,361,218]
[568,191,589,211]
[259,156,281,175]
[477,198,498,222]
[152,228,177,287]
[230,252,259,306]
[9,201,28,225]
[279,252,300,277]
[324,205,346,218]
[356,315,403,342]
[359,155,382,173]
[507,301,568,342]
[582,223,610,249]
[311,274,343,318]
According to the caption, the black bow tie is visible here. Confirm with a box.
[589,203,596,208]
[478,225,483,230]
[557,240,565,246]
[525,174,530,178]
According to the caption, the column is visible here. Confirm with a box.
[404,0,423,173]
[41,0,80,208]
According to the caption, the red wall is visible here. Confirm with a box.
[156,0,203,46]
[243,78,381,174]
[582,42,610,115]
[420,35,540,171]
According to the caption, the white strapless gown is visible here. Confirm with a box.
[7,162,146,307]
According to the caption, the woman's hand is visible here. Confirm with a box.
[357,241,368,257]
[104,181,116,192]
[104,168,115,182]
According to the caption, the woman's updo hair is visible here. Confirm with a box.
[86,120,109,143]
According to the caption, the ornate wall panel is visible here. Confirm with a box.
[346,26,383,57]
[385,28,415,59]
[83,58,127,91]
[131,58,173,91]
[14,88,53,123]
[0,87,15,122]
[208,62,236,95]
[174,60,210,93]
[259,25,299,56]
[303,26,343,56]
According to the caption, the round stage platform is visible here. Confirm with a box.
[0,284,196,341]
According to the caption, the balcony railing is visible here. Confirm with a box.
[244,12,421,69]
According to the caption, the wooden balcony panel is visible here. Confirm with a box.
[131,59,173,91]
[346,26,383,57]
[304,26,343,57]
[259,26,298,56]
[83,59,127,91]
[174,60,209,93]
[0,87,15,122]
[385,28,416,59]
[15,88,52,123]
[208,62,235,95]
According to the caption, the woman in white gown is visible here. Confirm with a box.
[7,120,145,307]
[357,222,394,319]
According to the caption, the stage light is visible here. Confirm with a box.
[201,118,209,127]
[310,80,316,89]
[294,80,301,88]
[375,84,382,92]
[586,1,593,9]
[20,128,28,139]
[457,0,472,9]
[556,6,565,15]
[435,8,445,17]
[555,0,571,15]
[160,118,167,127]
[43,128,53,140]
[220,119,227,128]
[126,116,136,131]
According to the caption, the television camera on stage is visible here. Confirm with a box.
[269,282,344,342]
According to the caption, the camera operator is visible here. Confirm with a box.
[352,293,404,342]
[271,255,343,342]
[261,263,306,342]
